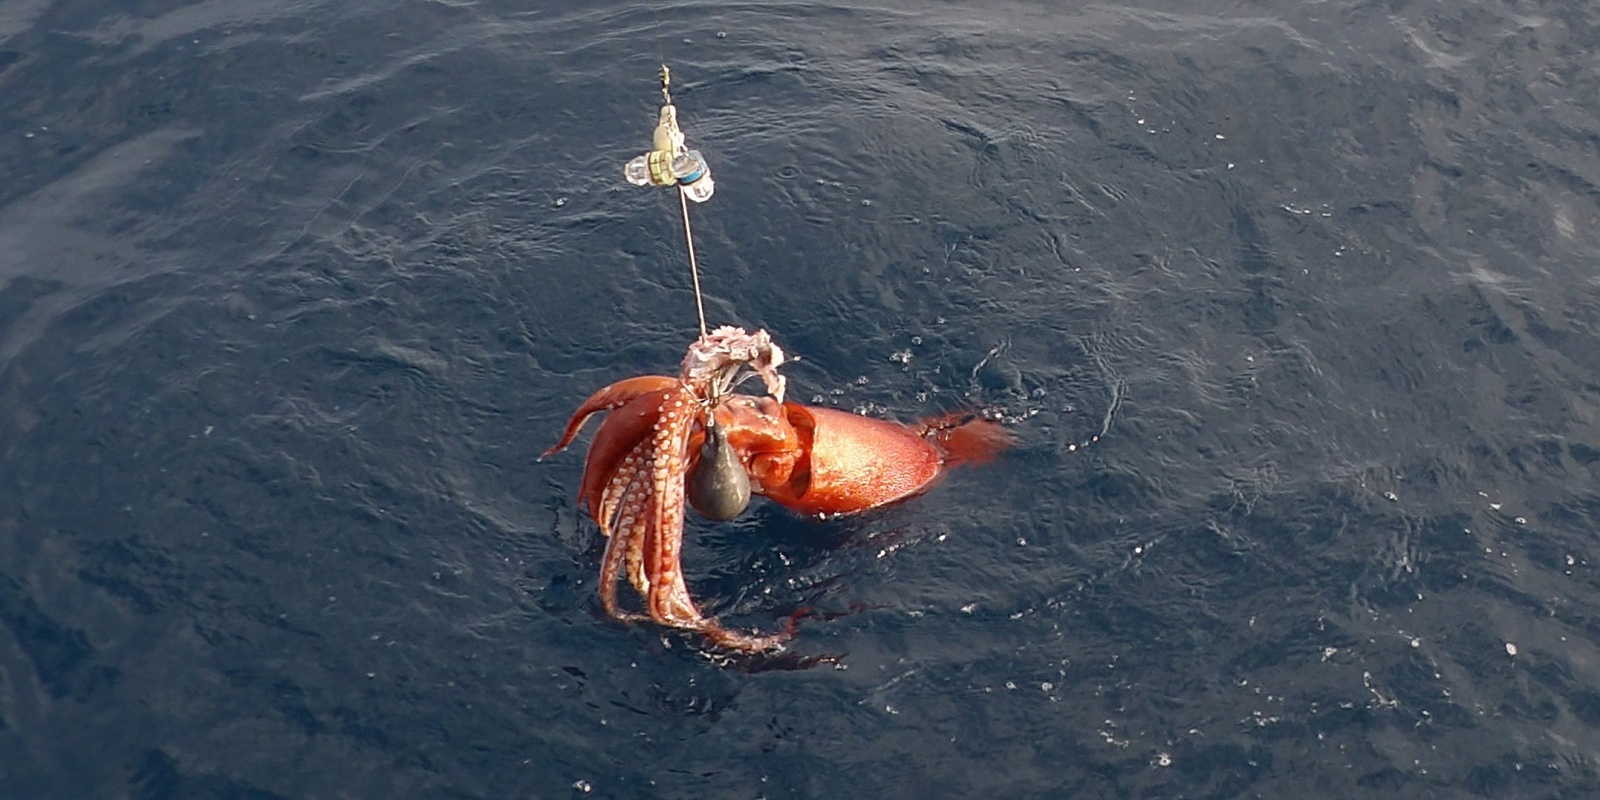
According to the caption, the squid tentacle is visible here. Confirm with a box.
[597,442,650,622]
[579,382,788,650]
[553,328,800,653]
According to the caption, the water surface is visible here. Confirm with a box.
[3,1,1599,797]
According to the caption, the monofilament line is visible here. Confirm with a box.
[659,63,708,340]
[680,187,708,339]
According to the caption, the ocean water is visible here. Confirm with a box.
[3,1,1600,797]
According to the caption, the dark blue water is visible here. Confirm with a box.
[5,1,1600,797]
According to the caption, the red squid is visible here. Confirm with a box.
[541,327,1010,651]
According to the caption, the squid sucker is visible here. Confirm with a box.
[542,327,1012,652]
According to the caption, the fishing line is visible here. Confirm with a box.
[658,64,710,340]
[679,182,709,340]
[643,1,710,341]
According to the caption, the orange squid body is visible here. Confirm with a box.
[714,396,944,516]
[784,405,946,514]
